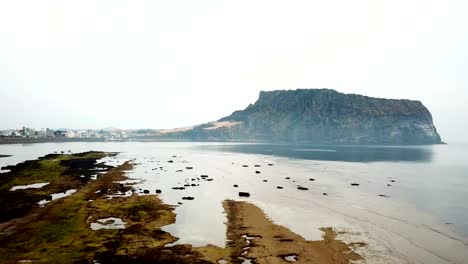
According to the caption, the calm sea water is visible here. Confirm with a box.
[1,142,467,237]
[202,143,468,236]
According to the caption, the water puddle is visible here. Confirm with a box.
[90,217,126,230]
[38,189,77,205]
[283,254,298,262]
[10,182,49,191]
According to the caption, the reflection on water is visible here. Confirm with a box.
[201,144,433,163]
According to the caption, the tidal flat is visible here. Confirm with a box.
[0,151,361,264]
[0,142,467,264]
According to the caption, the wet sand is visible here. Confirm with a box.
[223,200,364,264]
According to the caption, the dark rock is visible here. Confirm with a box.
[200,175,208,178]
[277,186,283,189]
[309,178,315,181]
[285,177,290,179]
[378,194,389,198]
[350,183,359,186]
[255,171,261,174]
[155,189,162,194]
[254,165,261,167]
[297,186,308,191]
[390,180,396,182]
[387,184,392,187]
[263,180,268,182]
[176,170,182,172]
[239,192,250,197]
[182,197,194,200]
[168,160,174,163]
[184,184,190,187]
[207,179,213,181]
[268,164,274,166]
[242,165,248,167]
[233,184,238,187]
[322,192,328,195]
[172,187,185,190]
[143,190,150,194]
[186,167,193,170]
[178,202,183,205]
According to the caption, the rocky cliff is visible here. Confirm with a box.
[165,89,442,145]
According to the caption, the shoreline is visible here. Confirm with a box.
[0,136,445,146]
[1,144,467,263]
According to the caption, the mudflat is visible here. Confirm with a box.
[0,151,366,263]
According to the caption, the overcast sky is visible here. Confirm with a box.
[0,1,467,142]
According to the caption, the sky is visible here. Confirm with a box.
[0,1,467,142]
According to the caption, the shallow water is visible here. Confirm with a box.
[1,142,468,263]
[10,182,49,191]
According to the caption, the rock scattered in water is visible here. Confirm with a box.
[390,180,396,182]
[200,175,208,178]
[285,177,290,180]
[176,170,182,172]
[239,192,250,197]
[255,171,261,174]
[309,178,315,181]
[350,183,359,186]
[242,165,249,167]
[186,167,194,170]
[178,202,183,205]
[378,194,390,198]
[233,184,238,187]
[297,186,308,191]
[184,184,190,187]
[182,197,194,200]
[207,178,213,181]
[168,160,174,163]
[277,186,283,189]
[155,189,162,194]
[387,184,392,187]
[143,189,149,194]
[322,192,328,196]
[268,163,274,166]
[254,165,261,167]
[263,180,268,182]
[172,187,185,190]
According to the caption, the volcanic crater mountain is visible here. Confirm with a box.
[161,89,442,145]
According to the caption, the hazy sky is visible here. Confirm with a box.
[0,1,467,142]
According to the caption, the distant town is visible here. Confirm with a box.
[0,127,131,140]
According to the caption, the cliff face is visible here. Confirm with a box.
[168,89,442,145]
